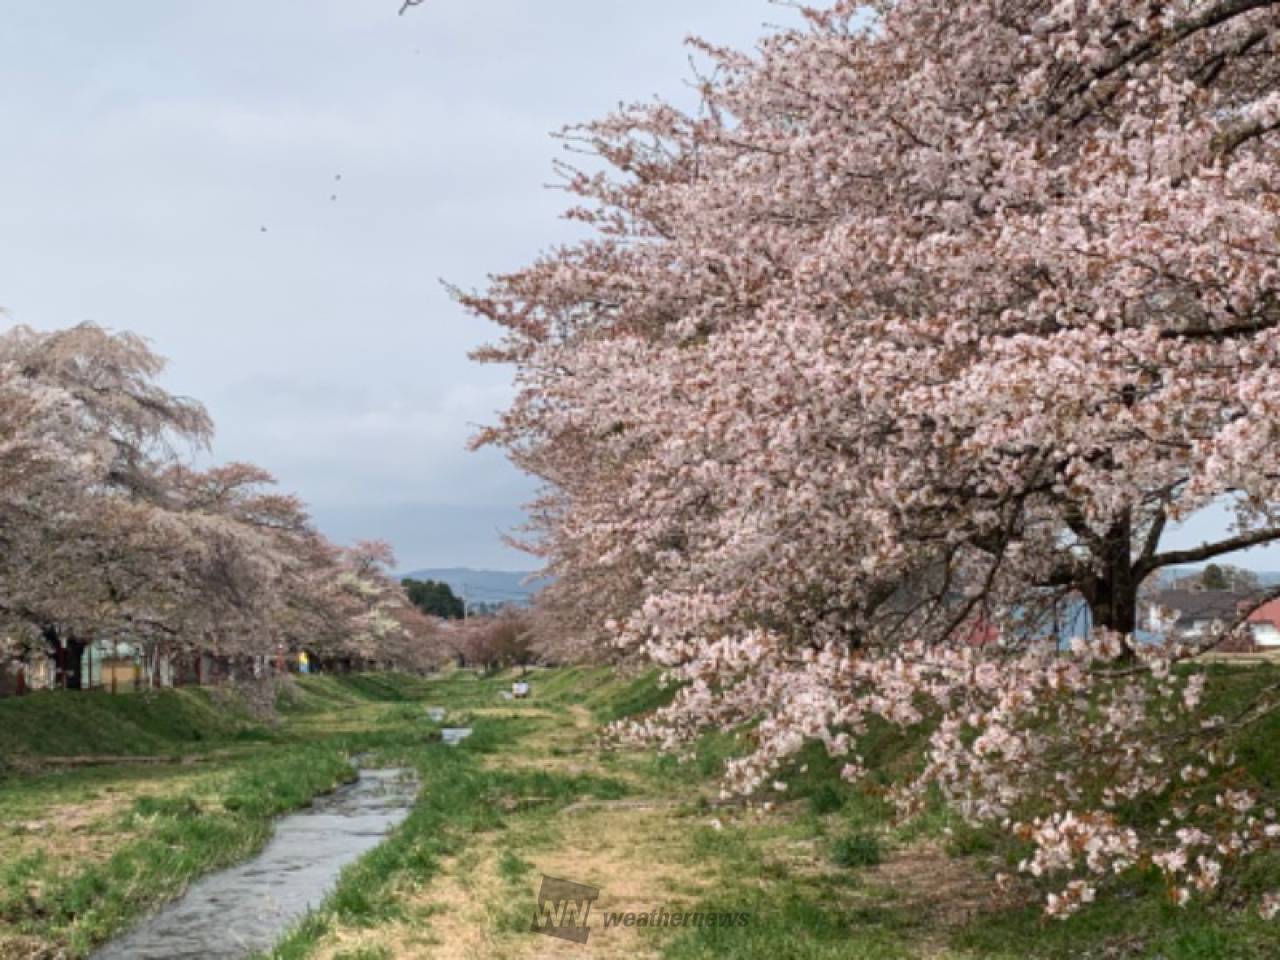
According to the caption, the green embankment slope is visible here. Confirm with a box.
[4,667,1280,959]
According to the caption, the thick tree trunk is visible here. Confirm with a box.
[43,625,66,688]
[64,636,86,690]
[1083,516,1139,638]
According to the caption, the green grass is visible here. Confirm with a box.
[644,728,748,789]
[936,664,1280,958]
[831,831,884,869]
[0,686,259,759]
[278,673,438,713]
[628,663,1280,960]
[0,742,356,956]
[0,673,447,957]
[263,714,629,959]
[413,663,679,723]
[663,820,918,960]
[498,850,534,883]
[331,948,392,960]
[662,892,914,960]
[584,668,679,723]
[10,665,1280,959]
[952,888,1280,959]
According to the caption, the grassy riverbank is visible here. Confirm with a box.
[267,666,1280,960]
[0,686,263,761]
[0,676,435,958]
[4,667,1280,959]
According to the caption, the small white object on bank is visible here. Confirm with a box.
[441,727,473,746]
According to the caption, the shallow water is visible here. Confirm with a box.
[92,767,417,960]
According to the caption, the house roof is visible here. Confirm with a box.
[1247,598,1280,627]
[1150,589,1246,625]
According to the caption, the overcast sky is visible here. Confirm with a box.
[2,2,1276,574]
[0,1,783,571]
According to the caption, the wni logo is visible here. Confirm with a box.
[532,875,600,944]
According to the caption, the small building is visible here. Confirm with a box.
[1247,599,1280,648]
[92,639,146,691]
[1141,589,1280,653]
[1144,589,1246,641]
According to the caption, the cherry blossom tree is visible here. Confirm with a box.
[0,323,212,684]
[447,607,534,673]
[0,324,440,684]
[468,0,1280,915]
[297,539,444,673]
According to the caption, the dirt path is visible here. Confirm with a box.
[307,689,1008,960]
[312,700,716,960]
[318,789,710,960]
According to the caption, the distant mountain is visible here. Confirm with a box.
[397,567,548,607]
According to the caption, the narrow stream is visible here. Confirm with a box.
[92,767,417,960]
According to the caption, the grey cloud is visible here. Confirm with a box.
[0,2,799,569]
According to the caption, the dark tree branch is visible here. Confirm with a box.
[1217,115,1280,158]
[1139,527,1280,576]
[1055,0,1276,116]
[1160,310,1280,340]
[1137,508,1169,567]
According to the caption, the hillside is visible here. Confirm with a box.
[397,567,548,607]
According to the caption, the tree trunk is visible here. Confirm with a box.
[43,625,63,688]
[64,636,86,690]
[1084,516,1139,638]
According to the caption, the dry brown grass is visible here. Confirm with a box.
[0,767,224,876]
[301,688,1009,960]
[0,934,60,960]
[310,701,710,960]
[316,801,711,960]
[866,842,998,928]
